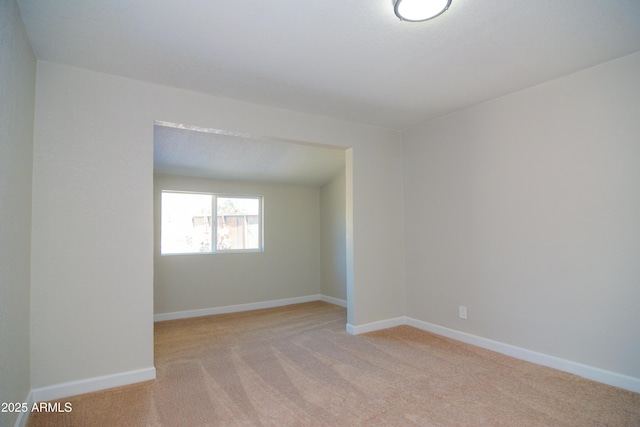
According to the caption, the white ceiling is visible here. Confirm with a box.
[17,0,640,131]
[16,0,640,185]
[153,123,345,186]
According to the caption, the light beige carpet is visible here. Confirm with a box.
[28,301,640,426]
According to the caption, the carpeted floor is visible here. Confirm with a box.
[27,301,640,426]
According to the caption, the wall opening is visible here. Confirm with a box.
[152,121,353,323]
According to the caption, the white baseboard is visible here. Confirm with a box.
[13,390,34,427]
[320,295,347,308]
[30,367,156,403]
[346,315,640,394]
[346,316,405,335]
[405,317,640,394]
[154,294,347,322]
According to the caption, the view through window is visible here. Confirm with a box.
[161,191,262,254]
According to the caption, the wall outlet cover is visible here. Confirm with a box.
[459,306,467,319]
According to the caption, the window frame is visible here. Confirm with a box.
[160,190,263,256]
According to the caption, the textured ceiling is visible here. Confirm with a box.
[154,123,345,186]
[16,1,640,185]
[17,0,640,131]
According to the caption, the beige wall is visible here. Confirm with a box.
[154,174,321,314]
[320,168,347,301]
[402,52,640,379]
[0,0,36,424]
[31,60,403,389]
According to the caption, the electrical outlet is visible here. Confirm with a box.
[459,305,467,320]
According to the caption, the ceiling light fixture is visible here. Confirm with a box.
[394,0,452,22]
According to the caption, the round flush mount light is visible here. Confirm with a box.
[394,0,452,22]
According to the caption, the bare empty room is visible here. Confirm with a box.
[2,1,640,426]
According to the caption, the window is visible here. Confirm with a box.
[161,191,262,255]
